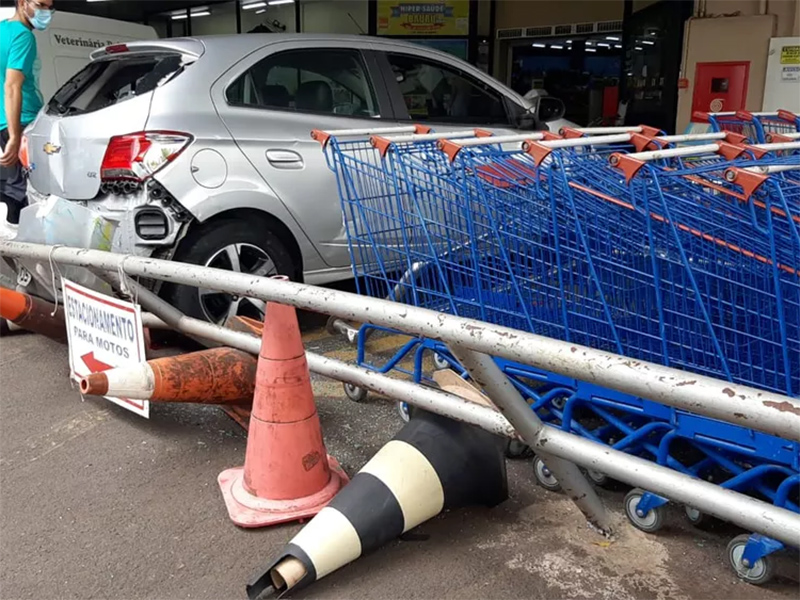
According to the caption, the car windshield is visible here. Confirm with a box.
[47,53,186,117]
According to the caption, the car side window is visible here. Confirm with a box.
[226,48,379,118]
[385,53,510,125]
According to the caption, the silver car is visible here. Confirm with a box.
[17,34,560,324]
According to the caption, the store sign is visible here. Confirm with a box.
[52,33,117,49]
[781,66,800,81]
[63,278,149,418]
[780,45,800,65]
[377,0,469,36]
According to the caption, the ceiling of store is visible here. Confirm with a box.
[53,1,233,23]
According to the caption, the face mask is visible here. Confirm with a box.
[28,4,53,31]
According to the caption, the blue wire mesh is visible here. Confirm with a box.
[322,134,800,398]
[707,113,800,143]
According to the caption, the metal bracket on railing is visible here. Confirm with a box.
[449,346,614,536]
[325,315,361,346]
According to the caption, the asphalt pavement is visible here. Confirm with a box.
[1,320,798,600]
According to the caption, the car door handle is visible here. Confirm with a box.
[266,150,304,168]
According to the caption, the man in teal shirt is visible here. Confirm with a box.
[0,0,53,226]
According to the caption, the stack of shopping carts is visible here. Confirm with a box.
[312,116,800,586]
[694,109,800,143]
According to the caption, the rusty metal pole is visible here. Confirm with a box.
[4,242,795,441]
[92,269,520,438]
[450,346,614,536]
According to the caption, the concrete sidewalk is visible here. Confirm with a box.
[1,330,798,600]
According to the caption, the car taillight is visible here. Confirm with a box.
[19,135,29,169]
[105,44,129,54]
[100,131,192,182]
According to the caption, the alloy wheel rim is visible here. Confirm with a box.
[199,243,277,324]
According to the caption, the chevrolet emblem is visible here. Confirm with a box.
[43,142,62,155]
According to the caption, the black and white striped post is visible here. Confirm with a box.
[246,409,507,598]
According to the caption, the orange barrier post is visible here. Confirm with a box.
[0,286,67,342]
[218,293,348,528]
[79,347,257,405]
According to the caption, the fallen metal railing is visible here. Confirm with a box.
[1,241,799,545]
[4,241,796,440]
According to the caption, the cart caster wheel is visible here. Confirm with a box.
[684,506,710,528]
[624,488,666,533]
[551,396,567,410]
[505,439,532,459]
[727,534,775,586]
[533,456,561,492]
[396,401,410,423]
[343,382,368,402]
[587,469,610,487]
[433,352,450,370]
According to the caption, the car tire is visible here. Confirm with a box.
[163,217,297,325]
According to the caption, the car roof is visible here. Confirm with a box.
[145,34,473,72]
[117,34,528,107]
[193,33,448,52]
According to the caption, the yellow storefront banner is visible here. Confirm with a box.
[377,0,470,36]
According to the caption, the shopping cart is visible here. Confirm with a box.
[316,126,799,584]
[457,135,799,582]
[696,109,800,143]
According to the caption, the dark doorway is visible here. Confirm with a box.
[510,35,622,126]
[621,0,694,133]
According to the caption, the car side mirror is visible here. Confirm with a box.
[537,96,565,122]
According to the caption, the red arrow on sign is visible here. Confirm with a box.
[81,352,113,374]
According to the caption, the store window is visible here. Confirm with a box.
[226,49,378,118]
[386,53,509,125]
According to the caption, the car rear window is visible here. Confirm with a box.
[47,53,186,117]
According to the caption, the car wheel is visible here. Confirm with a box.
[164,218,296,325]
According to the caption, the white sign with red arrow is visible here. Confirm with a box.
[62,278,149,418]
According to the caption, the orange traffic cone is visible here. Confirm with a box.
[0,286,67,342]
[79,347,258,405]
[218,294,348,528]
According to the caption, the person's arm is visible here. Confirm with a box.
[0,70,25,167]
[0,31,36,167]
